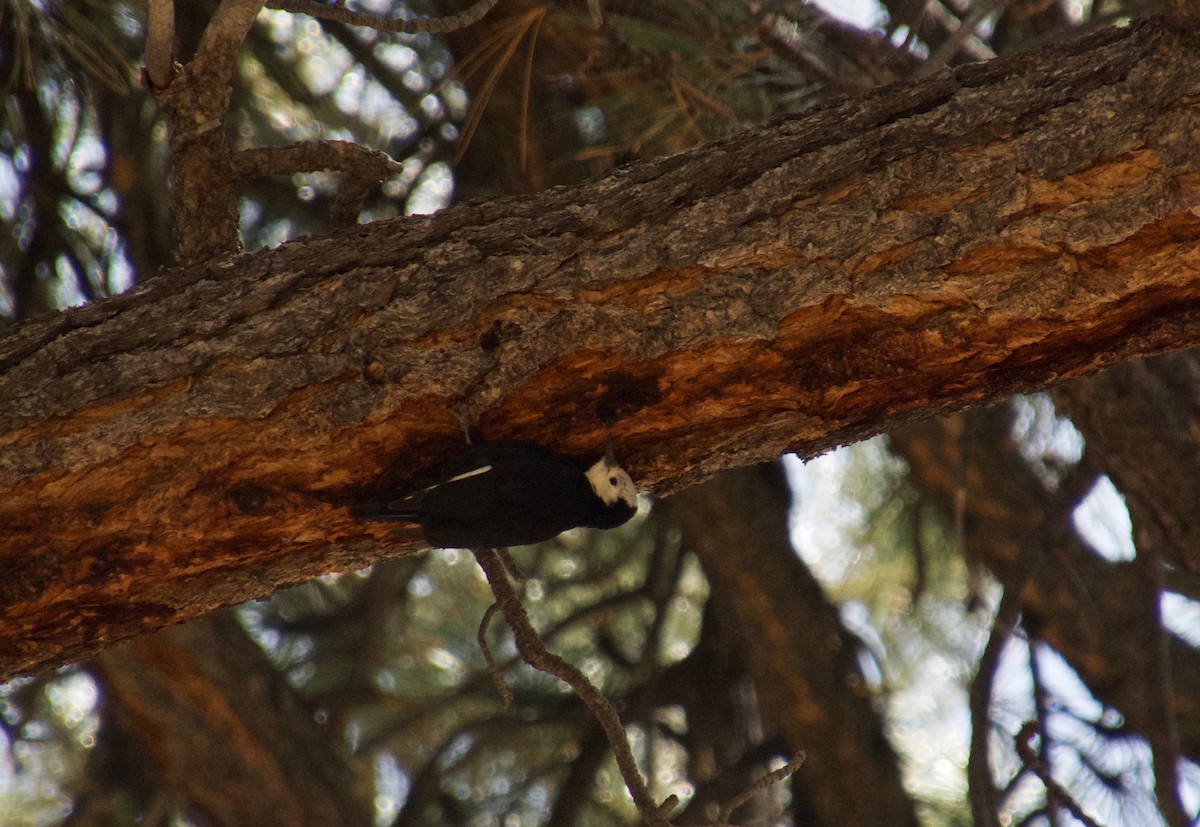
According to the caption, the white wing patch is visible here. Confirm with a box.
[420,464,493,493]
[443,464,493,485]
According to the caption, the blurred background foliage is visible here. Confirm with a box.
[3,0,1199,825]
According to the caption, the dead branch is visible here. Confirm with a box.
[234,142,405,227]
[716,753,807,825]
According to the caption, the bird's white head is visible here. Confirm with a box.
[585,439,639,509]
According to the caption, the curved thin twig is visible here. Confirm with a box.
[472,548,677,827]
[477,601,513,708]
[717,753,806,824]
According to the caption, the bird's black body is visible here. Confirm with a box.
[358,441,638,548]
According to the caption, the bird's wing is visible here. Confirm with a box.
[417,454,593,546]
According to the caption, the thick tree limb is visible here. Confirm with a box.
[5,19,1200,681]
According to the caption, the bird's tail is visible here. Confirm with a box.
[350,498,421,523]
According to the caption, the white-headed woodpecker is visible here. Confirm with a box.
[356,440,639,548]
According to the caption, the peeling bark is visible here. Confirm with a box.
[4,19,1200,681]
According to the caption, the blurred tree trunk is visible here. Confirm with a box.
[5,18,1200,683]
[94,612,371,827]
[672,465,918,827]
[1052,353,1200,580]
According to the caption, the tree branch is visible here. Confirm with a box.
[717,754,806,825]
[476,601,513,708]
[234,142,405,227]
[672,465,917,826]
[1132,542,1190,827]
[192,0,264,78]
[149,0,266,262]
[6,19,1200,681]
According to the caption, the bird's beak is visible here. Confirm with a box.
[604,435,617,465]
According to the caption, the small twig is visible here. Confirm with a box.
[234,141,403,226]
[476,602,513,708]
[265,0,501,34]
[1132,539,1189,827]
[233,141,403,179]
[914,0,1012,78]
[1015,722,1103,827]
[717,753,806,824]
[473,549,677,827]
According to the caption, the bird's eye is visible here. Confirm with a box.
[609,476,618,486]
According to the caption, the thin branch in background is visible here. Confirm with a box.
[477,601,513,708]
[1132,538,1190,827]
[472,548,678,827]
[342,558,423,709]
[717,753,806,825]
[914,0,1012,77]
[968,582,1022,827]
[637,520,686,673]
[473,547,805,827]
[1028,640,1058,827]
[1015,722,1103,827]
[233,141,403,179]
[266,0,501,34]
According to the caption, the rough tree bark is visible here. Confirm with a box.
[4,19,1200,682]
